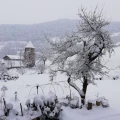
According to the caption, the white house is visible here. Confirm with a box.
[3,55,24,69]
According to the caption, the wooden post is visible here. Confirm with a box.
[87,101,92,110]
[3,98,7,116]
[96,101,101,106]
[3,98,6,109]
[36,85,39,94]
[96,98,101,106]
[15,91,17,101]
[20,103,23,116]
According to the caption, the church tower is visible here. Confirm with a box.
[24,41,35,67]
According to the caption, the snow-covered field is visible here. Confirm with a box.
[0,47,120,120]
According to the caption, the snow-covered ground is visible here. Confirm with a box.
[0,46,120,119]
[0,72,120,120]
[60,107,120,120]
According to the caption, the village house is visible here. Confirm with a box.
[3,55,23,69]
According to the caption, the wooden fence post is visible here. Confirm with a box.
[20,103,23,116]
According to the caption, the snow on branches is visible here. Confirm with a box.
[49,7,113,106]
[50,8,113,82]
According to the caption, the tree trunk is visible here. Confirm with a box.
[67,77,88,107]
[43,60,46,66]
[81,76,88,105]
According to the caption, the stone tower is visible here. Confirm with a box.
[24,41,35,67]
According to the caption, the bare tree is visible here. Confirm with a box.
[38,47,51,66]
[49,7,113,107]
[36,45,52,74]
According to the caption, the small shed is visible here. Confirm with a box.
[3,55,24,69]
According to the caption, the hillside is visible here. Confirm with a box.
[0,19,120,58]
[0,19,78,42]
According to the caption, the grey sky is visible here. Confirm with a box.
[0,0,119,24]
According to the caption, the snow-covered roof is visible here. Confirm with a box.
[25,41,35,48]
[4,55,22,60]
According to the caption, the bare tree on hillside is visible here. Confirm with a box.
[49,7,113,108]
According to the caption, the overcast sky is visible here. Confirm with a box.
[0,0,119,24]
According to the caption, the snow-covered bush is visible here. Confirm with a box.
[33,96,44,111]
[0,62,8,78]
[26,92,62,120]
[1,85,8,97]
[112,75,119,80]
[36,62,46,74]
[0,86,8,109]
[0,73,19,81]
[60,98,69,107]
[4,103,13,116]
[99,97,109,108]
[86,97,109,110]
[70,99,79,109]
[1,86,8,92]
[94,97,109,108]
[26,99,31,110]
[60,95,79,109]
[17,67,26,75]
[101,99,109,108]
[5,103,18,116]
[0,63,18,82]
[6,103,13,110]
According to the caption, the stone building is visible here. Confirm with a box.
[24,41,35,67]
